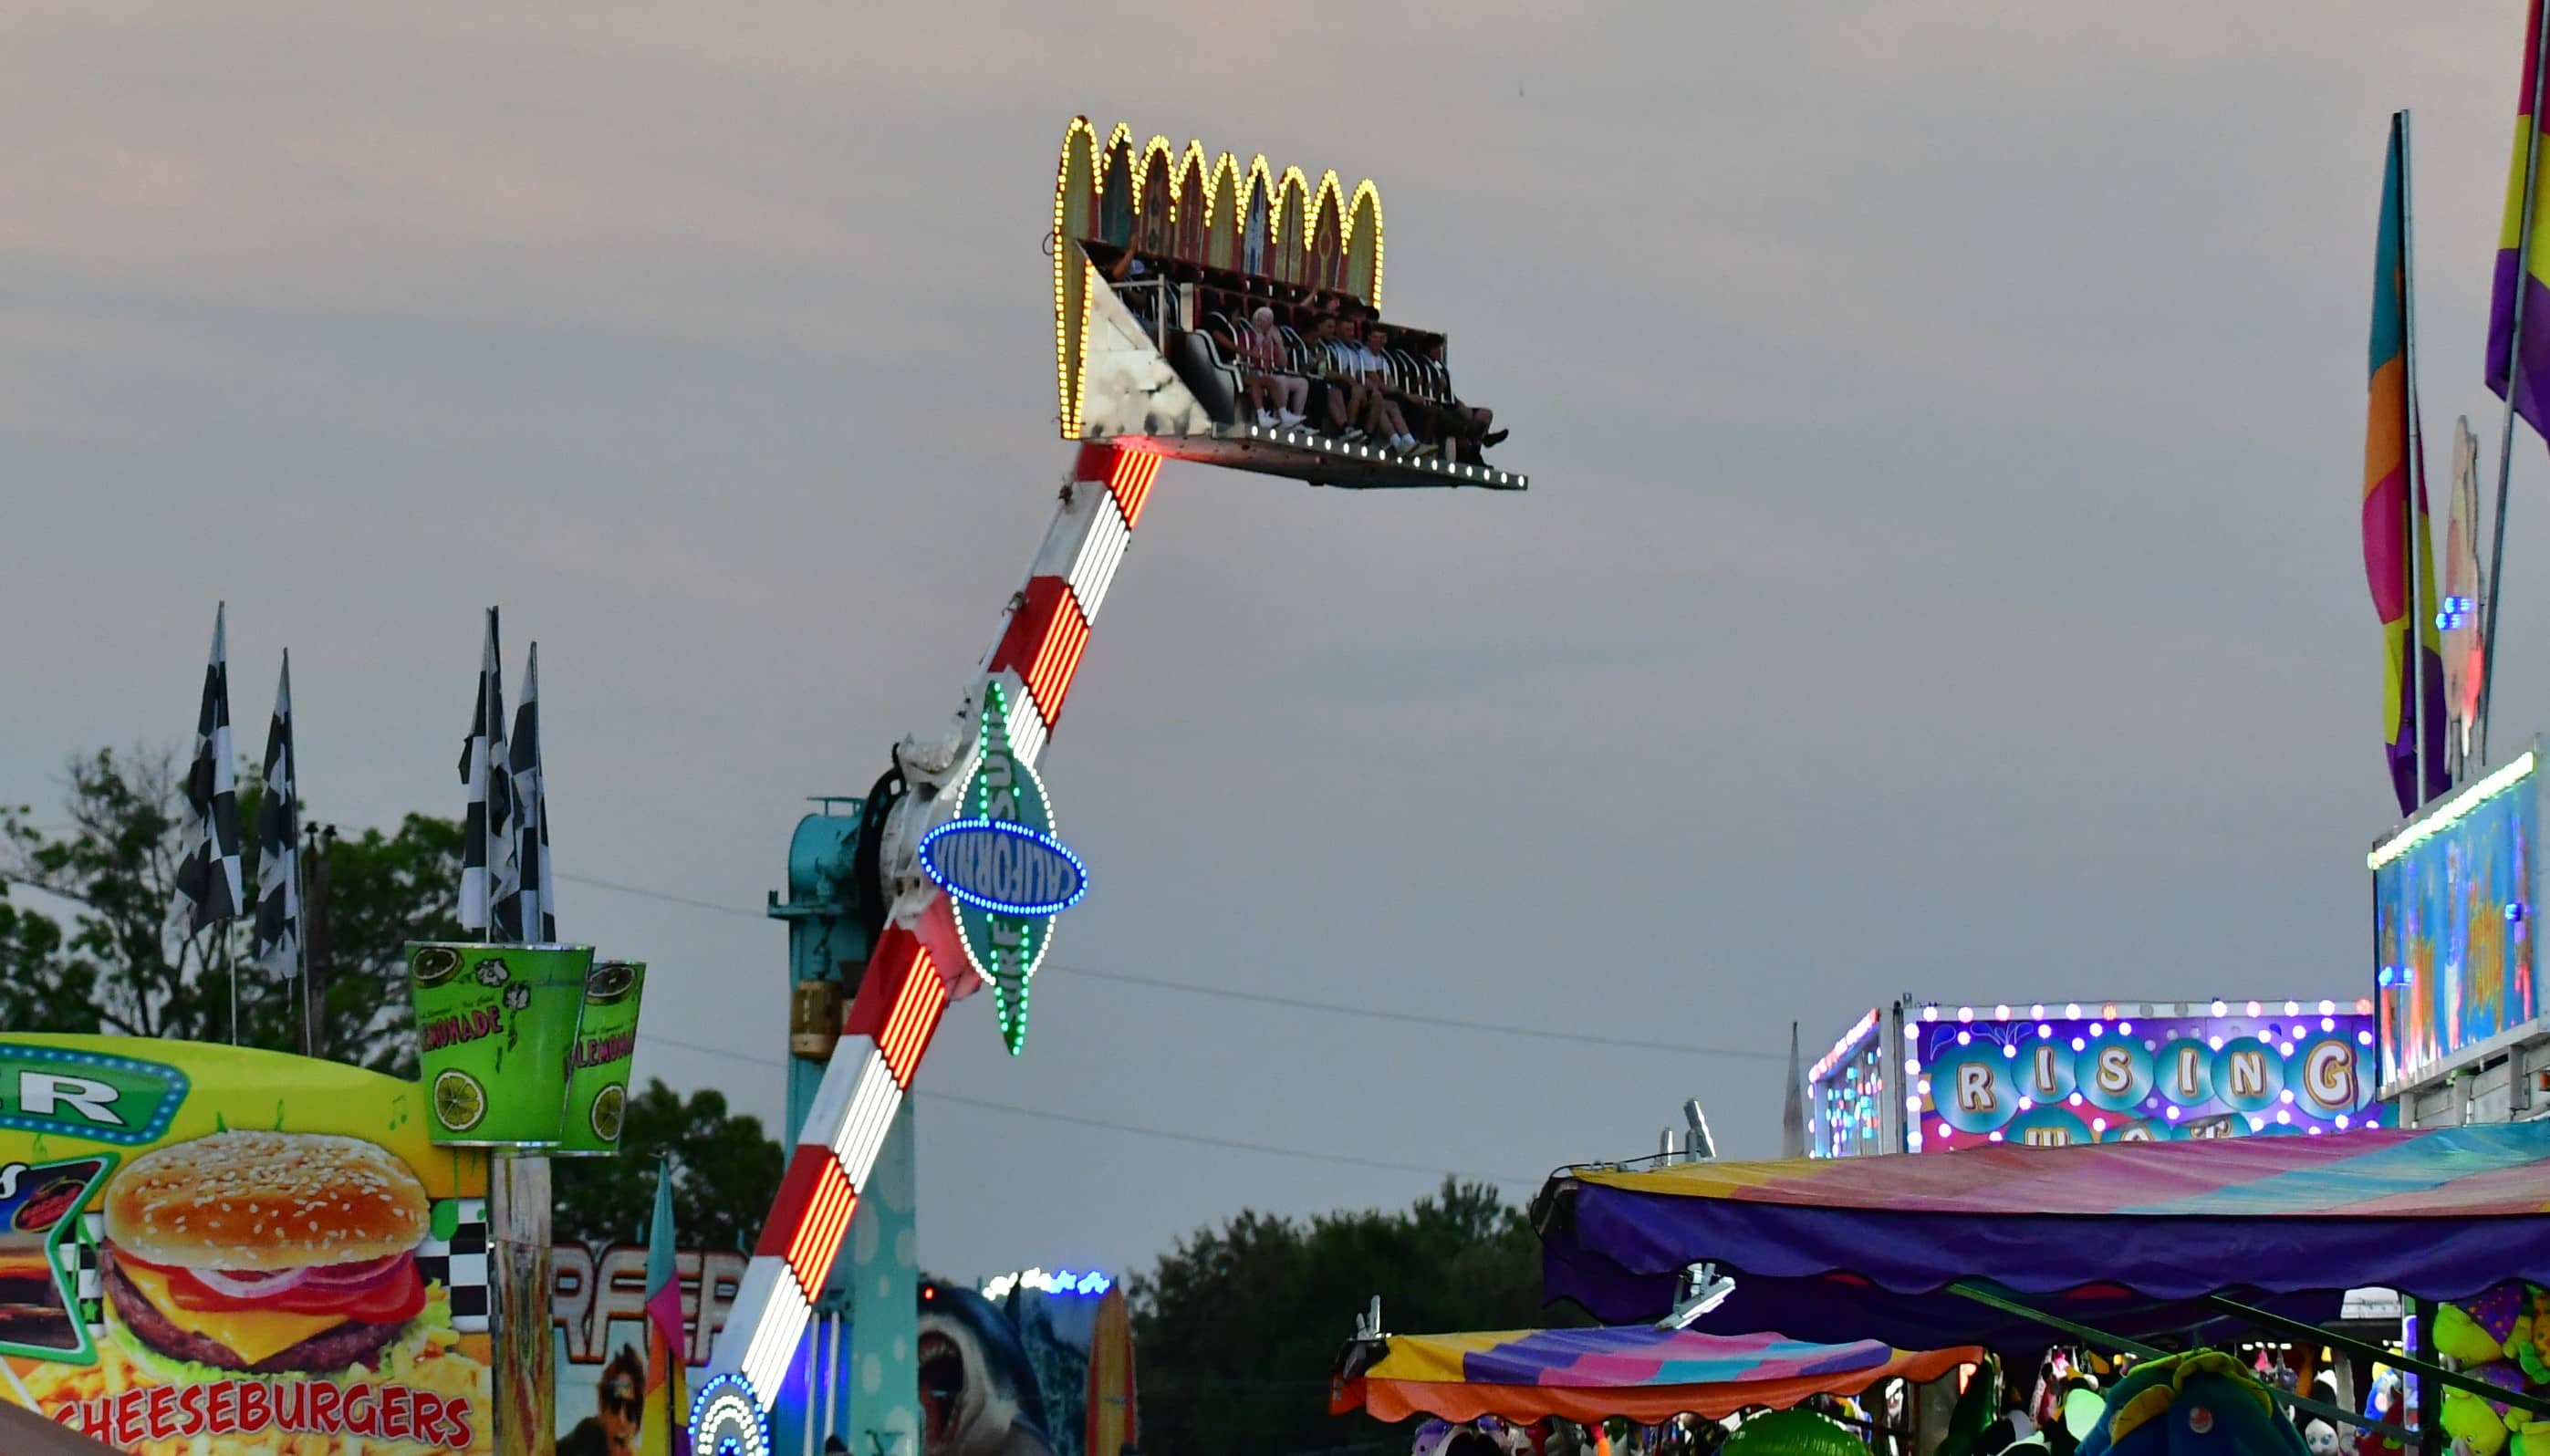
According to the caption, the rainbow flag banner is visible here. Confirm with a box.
[641,1161,692,1456]
[2491,0,2550,446]
[2368,115,2420,815]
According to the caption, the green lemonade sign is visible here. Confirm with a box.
[408,942,592,1148]
[554,961,644,1157]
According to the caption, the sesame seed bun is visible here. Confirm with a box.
[101,1131,430,1271]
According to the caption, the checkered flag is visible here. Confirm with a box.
[171,603,245,933]
[498,643,557,942]
[253,651,302,977]
[457,608,518,933]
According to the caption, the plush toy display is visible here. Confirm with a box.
[2076,1352,2311,1456]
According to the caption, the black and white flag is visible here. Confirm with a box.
[457,608,517,933]
[171,604,245,932]
[498,643,557,942]
[253,651,301,977]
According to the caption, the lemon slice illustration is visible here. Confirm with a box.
[589,1084,626,1143]
[433,1069,487,1133]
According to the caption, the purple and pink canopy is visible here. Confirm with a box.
[1333,1326,1980,1425]
[1537,1124,2550,1349]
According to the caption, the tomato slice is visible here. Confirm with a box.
[131,1253,428,1323]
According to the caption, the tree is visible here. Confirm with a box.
[551,1079,786,1251]
[4,746,790,1255]
[1129,1179,1582,1456]
[0,746,462,1070]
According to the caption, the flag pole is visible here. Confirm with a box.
[2484,6,2550,764]
[2402,110,2430,804]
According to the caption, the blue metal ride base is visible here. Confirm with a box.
[768,802,923,1455]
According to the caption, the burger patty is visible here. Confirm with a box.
[103,1253,410,1375]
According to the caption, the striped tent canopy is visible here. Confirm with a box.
[1537,1125,2550,1344]
[1333,1326,1980,1425]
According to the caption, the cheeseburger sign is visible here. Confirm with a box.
[0,1035,494,1456]
[1909,1001,2378,1149]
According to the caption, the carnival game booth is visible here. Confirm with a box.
[1330,1326,1980,1429]
[1533,1125,2550,1445]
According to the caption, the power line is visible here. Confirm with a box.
[633,1028,1540,1188]
[1053,963,1781,1062]
[557,870,761,920]
[919,1088,1543,1189]
[568,871,1768,1060]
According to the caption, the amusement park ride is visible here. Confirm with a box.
[690,118,1529,1453]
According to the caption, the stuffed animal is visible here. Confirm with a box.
[2441,1362,2534,1456]
[2442,1289,2529,1368]
[2304,1421,2342,1456]
[2076,1352,2311,1456]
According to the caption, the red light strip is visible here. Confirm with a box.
[758,1144,852,1280]
[881,952,947,1087]
[989,577,1095,727]
[1029,594,1091,721]
[1108,450,1161,530]
[787,1160,858,1295]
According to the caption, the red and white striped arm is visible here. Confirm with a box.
[705,442,1161,1406]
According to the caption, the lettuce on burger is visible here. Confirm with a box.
[100,1130,433,1376]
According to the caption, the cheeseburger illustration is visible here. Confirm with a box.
[101,1130,433,1375]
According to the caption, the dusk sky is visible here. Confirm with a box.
[5,1,2544,1284]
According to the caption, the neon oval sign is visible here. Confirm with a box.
[920,817,1088,918]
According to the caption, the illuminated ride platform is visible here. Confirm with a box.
[1055,120,1528,493]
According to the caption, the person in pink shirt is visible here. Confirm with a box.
[1245,307,1307,426]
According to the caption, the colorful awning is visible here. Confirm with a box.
[1537,1125,2550,1336]
[1333,1326,1981,1425]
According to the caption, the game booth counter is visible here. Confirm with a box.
[1532,1122,2550,1450]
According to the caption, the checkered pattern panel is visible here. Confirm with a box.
[416,1198,491,1332]
[71,1212,101,1332]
